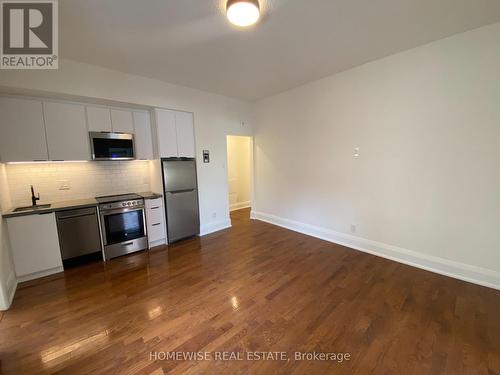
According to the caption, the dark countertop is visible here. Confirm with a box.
[2,192,163,218]
[2,198,98,219]
[137,191,163,200]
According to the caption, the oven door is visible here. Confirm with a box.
[100,207,146,246]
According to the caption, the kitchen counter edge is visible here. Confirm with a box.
[2,192,163,218]
[2,198,98,218]
[137,192,163,200]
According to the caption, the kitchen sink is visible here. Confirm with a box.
[13,204,51,212]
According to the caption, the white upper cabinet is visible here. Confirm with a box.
[0,97,49,162]
[0,95,155,162]
[111,108,134,133]
[175,111,196,158]
[86,105,112,132]
[155,109,196,158]
[133,111,154,160]
[156,109,178,157]
[43,101,90,161]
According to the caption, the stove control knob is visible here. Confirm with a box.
[122,203,126,207]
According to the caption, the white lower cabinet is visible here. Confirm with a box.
[6,213,63,281]
[145,198,166,247]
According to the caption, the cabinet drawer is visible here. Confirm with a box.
[147,221,165,242]
[146,198,163,223]
[145,198,163,209]
[147,206,163,224]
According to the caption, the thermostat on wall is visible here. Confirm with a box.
[203,150,210,163]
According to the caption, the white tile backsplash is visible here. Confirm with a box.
[6,161,151,207]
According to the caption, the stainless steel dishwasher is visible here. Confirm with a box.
[56,207,102,267]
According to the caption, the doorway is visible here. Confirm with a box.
[226,135,253,218]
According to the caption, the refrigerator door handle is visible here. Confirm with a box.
[167,189,196,195]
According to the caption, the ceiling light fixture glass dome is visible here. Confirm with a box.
[226,0,260,27]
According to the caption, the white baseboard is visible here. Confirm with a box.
[253,211,500,291]
[16,266,64,283]
[200,219,232,236]
[230,201,251,212]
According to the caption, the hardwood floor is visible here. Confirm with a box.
[1,208,499,374]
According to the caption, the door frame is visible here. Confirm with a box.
[225,135,255,220]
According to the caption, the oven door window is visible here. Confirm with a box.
[93,138,134,159]
[104,210,145,245]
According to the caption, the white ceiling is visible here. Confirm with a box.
[60,0,500,101]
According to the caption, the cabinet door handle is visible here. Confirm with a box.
[152,223,161,226]
[150,206,160,210]
[121,242,134,247]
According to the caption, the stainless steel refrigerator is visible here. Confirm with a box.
[162,158,200,243]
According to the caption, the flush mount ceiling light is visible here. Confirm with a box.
[226,0,260,27]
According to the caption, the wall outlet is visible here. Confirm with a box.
[58,180,70,191]
[353,147,360,157]
[212,212,217,219]
[350,224,356,233]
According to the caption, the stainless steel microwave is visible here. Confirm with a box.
[89,132,135,161]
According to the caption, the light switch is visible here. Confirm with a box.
[203,150,210,163]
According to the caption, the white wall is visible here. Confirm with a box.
[253,23,500,289]
[227,136,252,211]
[5,161,150,207]
[0,163,16,310]
[0,59,253,234]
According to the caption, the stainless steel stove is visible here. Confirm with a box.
[96,193,148,260]
[96,193,143,209]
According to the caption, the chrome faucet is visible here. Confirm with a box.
[31,185,40,206]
